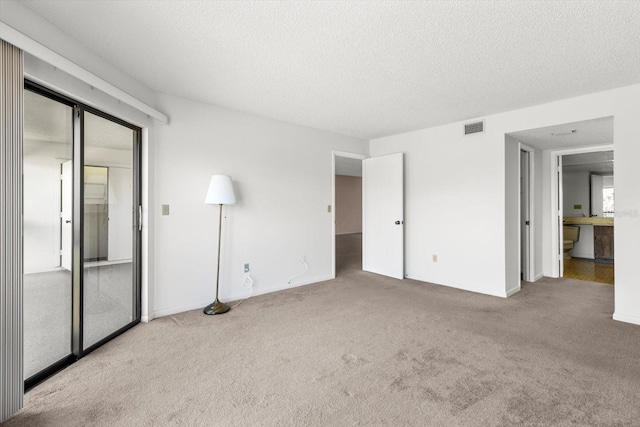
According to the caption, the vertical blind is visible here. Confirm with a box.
[1,39,24,423]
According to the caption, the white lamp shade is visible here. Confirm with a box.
[205,175,237,205]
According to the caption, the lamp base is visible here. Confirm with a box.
[203,298,230,315]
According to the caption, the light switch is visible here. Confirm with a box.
[328,205,332,213]
[573,204,582,210]
[162,204,170,215]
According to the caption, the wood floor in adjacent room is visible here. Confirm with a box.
[7,234,640,426]
[563,257,614,285]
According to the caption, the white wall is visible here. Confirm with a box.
[563,171,590,217]
[152,93,368,317]
[371,123,507,297]
[371,83,640,327]
[23,140,69,274]
[107,167,133,261]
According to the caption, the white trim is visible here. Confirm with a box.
[333,150,369,160]
[331,150,368,279]
[613,312,640,326]
[141,127,152,325]
[152,275,334,319]
[533,272,544,281]
[335,231,362,235]
[406,274,517,298]
[153,301,211,319]
[0,22,168,124]
[548,144,614,279]
[505,286,521,297]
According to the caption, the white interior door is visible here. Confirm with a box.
[363,152,404,279]
[61,160,72,271]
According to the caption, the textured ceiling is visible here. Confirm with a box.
[508,117,613,151]
[19,1,640,139]
[335,156,362,177]
[563,151,614,175]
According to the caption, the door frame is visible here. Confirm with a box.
[548,144,614,278]
[331,150,368,278]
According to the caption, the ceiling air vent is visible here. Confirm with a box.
[464,120,485,136]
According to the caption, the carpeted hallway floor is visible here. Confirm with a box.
[6,234,640,426]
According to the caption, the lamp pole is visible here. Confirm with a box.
[203,203,230,315]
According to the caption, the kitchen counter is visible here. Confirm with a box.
[563,217,614,226]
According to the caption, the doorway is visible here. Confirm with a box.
[520,149,533,281]
[23,82,141,388]
[508,116,614,284]
[560,150,615,284]
[333,152,365,276]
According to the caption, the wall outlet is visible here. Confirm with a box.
[432,254,438,263]
[327,205,332,213]
[244,263,250,273]
[162,204,170,215]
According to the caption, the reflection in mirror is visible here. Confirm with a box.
[590,174,604,217]
[562,151,613,218]
[590,173,614,218]
[602,176,614,217]
[23,89,73,379]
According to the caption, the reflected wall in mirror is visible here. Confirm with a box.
[590,173,614,217]
[562,151,614,218]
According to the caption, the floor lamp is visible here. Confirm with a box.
[203,175,237,315]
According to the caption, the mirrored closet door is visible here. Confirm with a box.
[23,82,141,389]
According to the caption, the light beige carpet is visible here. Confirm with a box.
[6,234,640,426]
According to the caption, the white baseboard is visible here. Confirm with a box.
[225,274,334,302]
[151,274,335,320]
[613,312,640,326]
[335,231,362,235]
[153,301,213,319]
[406,274,516,299]
[533,273,544,282]
[505,286,521,297]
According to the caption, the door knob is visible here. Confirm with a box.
[395,220,403,225]
[65,220,71,223]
